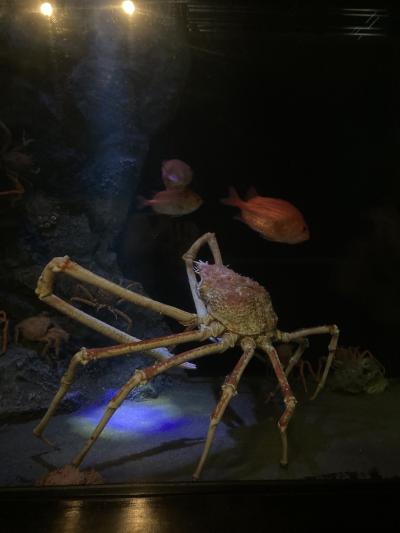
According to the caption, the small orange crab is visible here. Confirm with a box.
[14,313,70,359]
[33,233,339,480]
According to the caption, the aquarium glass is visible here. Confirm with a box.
[0,1,398,487]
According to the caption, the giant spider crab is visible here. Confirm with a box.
[33,233,339,480]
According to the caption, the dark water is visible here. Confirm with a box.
[120,17,400,377]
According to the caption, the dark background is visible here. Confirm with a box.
[119,2,400,376]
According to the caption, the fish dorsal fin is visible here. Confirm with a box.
[245,186,258,200]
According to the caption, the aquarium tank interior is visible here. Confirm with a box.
[0,0,399,493]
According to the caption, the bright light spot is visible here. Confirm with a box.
[71,394,187,440]
[121,1,135,15]
[40,2,53,17]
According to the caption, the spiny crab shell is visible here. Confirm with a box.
[195,262,278,335]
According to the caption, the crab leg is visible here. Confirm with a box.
[182,232,223,319]
[192,337,255,481]
[70,284,96,302]
[33,328,211,443]
[34,294,190,366]
[71,333,234,469]
[36,256,197,327]
[116,282,139,306]
[258,338,297,466]
[69,297,98,308]
[108,308,133,332]
[266,338,309,402]
[36,257,197,365]
[278,325,340,400]
[298,360,317,393]
[71,295,133,331]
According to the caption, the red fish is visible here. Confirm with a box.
[221,187,310,244]
[161,159,193,189]
[138,188,203,216]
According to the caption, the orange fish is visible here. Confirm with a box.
[221,187,310,244]
[161,159,193,189]
[138,188,203,216]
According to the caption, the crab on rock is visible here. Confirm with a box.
[33,233,339,480]
[70,282,135,332]
[14,313,70,359]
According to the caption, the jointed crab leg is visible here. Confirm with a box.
[35,293,188,365]
[192,337,255,481]
[70,294,133,332]
[266,338,309,402]
[36,256,197,326]
[183,232,223,266]
[33,328,211,443]
[281,338,310,381]
[278,325,339,400]
[70,283,134,327]
[182,232,223,319]
[107,308,133,331]
[258,338,297,466]
[298,360,318,393]
[71,332,234,469]
[35,256,197,365]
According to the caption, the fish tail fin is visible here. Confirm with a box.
[220,186,242,207]
[136,195,150,210]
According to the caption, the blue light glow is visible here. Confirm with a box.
[70,388,189,439]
